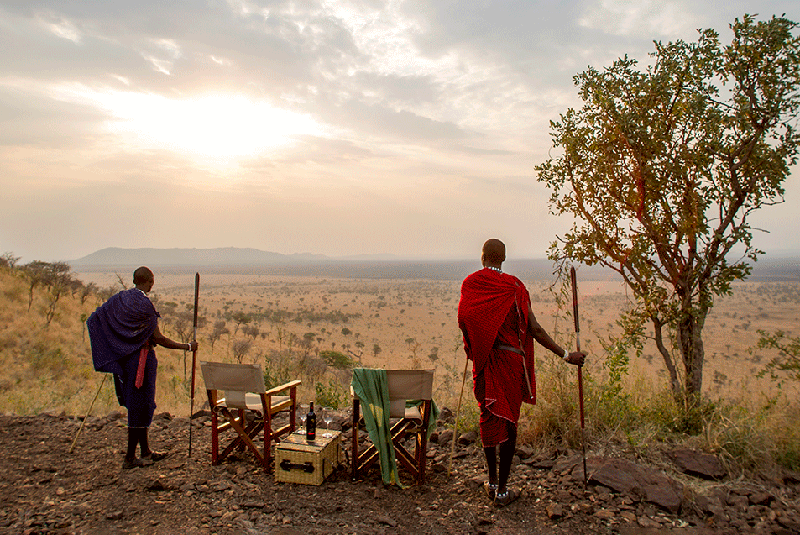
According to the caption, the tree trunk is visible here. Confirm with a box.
[652,316,681,402]
[677,308,707,406]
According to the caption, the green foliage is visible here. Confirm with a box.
[315,379,347,409]
[755,329,800,384]
[536,15,800,400]
[453,400,479,435]
[319,350,355,370]
[262,360,292,389]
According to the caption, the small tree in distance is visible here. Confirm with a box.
[536,15,800,407]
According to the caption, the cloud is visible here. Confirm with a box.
[577,0,692,38]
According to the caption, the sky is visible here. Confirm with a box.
[1,0,798,262]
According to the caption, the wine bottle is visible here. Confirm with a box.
[306,402,317,441]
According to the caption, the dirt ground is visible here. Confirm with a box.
[2,411,798,535]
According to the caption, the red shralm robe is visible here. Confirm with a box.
[458,268,536,446]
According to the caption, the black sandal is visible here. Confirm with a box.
[494,488,519,507]
[484,482,498,500]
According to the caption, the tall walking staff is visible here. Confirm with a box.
[570,266,588,487]
[448,357,470,477]
[189,272,200,457]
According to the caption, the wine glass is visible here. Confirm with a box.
[297,404,307,434]
[322,407,334,438]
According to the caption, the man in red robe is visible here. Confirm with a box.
[458,239,585,506]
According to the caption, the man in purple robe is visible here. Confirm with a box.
[88,266,197,469]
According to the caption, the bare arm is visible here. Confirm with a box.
[151,325,198,351]
[528,305,585,366]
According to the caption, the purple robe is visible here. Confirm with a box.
[87,289,160,427]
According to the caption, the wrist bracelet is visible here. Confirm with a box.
[562,349,569,361]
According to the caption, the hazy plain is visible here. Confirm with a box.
[74,261,800,409]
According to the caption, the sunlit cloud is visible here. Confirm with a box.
[36,12,81,43]
[141,54,173,75]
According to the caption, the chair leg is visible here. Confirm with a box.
[418,400,431,484]
[263,412,271,469]
[211,410,219,465]
[352,398,359,480]
[220,408,267,467]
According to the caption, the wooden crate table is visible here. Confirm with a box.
[275,430,342,485]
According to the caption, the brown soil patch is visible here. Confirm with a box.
[3,412,798,534]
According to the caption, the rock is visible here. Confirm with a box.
[749,491,774,506]
[553,454,581,475]
[523,456,556,469]
[670,448,726,480]
[546,504,564,519]
[695,494,723,514]
[620,511,636,522]
[457,431,478,445]
[594,509,615,519]
[106,510,123,520]
[637,516,661,528]
[270,529,305,535]
[584,457,683,514]
[516,444,534,459]
[437,429,454,446]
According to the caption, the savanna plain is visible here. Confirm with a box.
[3,261,798,459]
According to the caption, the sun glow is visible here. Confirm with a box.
[66,88,323,162]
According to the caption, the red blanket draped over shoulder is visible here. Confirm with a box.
[458,269,536,424]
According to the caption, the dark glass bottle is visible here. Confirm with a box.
[305,402,316,441]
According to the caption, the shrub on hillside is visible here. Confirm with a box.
[319,349,355,370]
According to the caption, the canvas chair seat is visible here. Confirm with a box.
[351,368,434,485]
[220,393,292,412]
[201,361,300,470]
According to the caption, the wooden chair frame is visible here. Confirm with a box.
[201,361,300,469]
[351,369,434,485]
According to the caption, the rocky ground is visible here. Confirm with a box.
[1,409,799,535]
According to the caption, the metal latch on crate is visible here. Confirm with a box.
[279,459,315,473]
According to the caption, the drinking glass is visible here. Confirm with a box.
[322,407,333,438]
[297,404,307,434]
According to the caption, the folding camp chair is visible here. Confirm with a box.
[351,369,434,485]
[200,361,300,469]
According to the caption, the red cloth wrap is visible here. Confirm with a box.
[458,269,536,447]
[135,346,148,388]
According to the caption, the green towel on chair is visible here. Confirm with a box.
[351,368,401,486]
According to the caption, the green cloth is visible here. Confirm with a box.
[406,399,440,440]
[351,368,440,487]
[351,368,400,486]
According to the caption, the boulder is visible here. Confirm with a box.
[457,430,478,445]
[580,457,684,514]
[669,448,726,480]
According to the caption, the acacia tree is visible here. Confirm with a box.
[536,15,799,404]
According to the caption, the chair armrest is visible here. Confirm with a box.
[264,379,301,396]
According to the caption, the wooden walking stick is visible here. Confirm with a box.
[448,356,470,477]
[570,266,588,487]
[69,374,107,454]
[188,272,200,457]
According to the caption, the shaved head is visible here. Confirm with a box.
[133,266,154,285]
[481,239,506,266]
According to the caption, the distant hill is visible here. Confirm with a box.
[70,247,329,267]
[69,247,799,282]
